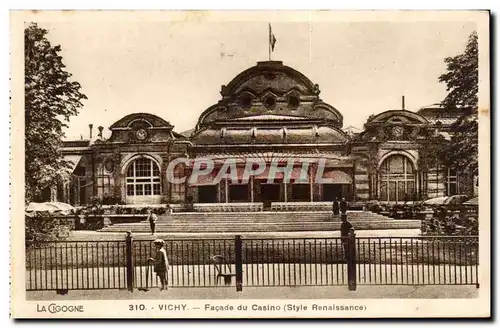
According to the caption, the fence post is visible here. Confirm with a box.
[347,232,357,291]
[125,231,134,292]
[235,235,243,292]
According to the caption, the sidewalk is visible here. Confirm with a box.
[27,285,478,300]
[69,229,422,241]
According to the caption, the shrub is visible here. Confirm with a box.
[421,205,478,236]
[366,200,382,213]
[25,213,71,248]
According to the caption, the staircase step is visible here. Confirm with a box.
[98,210,420,233]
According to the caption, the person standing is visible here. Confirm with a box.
[332,197,340,216]
[149,239,169,291]
[340,197,348,215]
[147,209,158,235]
[340,215,354,261]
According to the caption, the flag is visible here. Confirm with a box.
[269,23,277,52]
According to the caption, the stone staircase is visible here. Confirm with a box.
[98,211,421,233]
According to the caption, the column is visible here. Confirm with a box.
[352,165,357,202]
[309,165,314,202]
[225,179,229,203]
[250,177,254,202]
[284,182,288,202]
[50,186,57,202]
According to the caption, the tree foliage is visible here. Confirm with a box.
[438,31,478,176]
[25,213,71,248]
[418,133,448,172]
[25,23,87,203]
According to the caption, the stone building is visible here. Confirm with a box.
[58,113,190,205]
[54,61,472,206]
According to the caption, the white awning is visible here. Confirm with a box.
[64,155,82,173]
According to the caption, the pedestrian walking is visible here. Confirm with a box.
[149,239,169,291]
[340,214,354,261]
[340,197,348,215]
[332,197,340,216]
[147,209,158,235]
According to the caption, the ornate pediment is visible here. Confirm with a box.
[106,113,183,144]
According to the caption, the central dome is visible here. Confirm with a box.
[195,61,343,129]
[221,61,319,97]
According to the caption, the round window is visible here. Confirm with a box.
[264,96,276,109]
[240,94,252,109]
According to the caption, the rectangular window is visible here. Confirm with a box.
[397,181,406,202]
[389,181,397,202]
[127,184,134,196]
[96,175,111,198]
[153,184,161,195]
[446,168,459,196]
[379,181,387,201]
[406,181,416,200]
[136,184,144,196]
[449,183,457,196]
[171,163,186,197]
[144,184,152,195]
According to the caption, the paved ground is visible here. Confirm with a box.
[27,285,479,300]
[69,229,422,241]
[27,263,478,290]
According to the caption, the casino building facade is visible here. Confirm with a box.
[55,61,474,206]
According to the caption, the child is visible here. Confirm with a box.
[149,239,169,291]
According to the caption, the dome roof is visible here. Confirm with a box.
[109,113,172,129]
[366,110,428,125]
[191,125,349,145]
[221,61,318,97]
[195,61,343,129]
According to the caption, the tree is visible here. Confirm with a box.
[25,23,87,203]
[438,31,478,177]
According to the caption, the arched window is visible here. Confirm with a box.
[379,155,416,202]
[126,158,161,196]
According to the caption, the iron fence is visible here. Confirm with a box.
[132,238,235,289]
[355,236,478,286]
[26,240,127,291]
[242,238,348,287]
[25,234,479,292]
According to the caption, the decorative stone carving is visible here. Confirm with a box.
[410,127,420,139]
[377,127,387,141]
[313,84,320,95]
[104,157,115,173]
[392,126,404,139]
[135,129,148,141]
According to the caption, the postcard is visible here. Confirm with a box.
[10,10,490,318]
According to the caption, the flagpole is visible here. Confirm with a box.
[268,23,271,61]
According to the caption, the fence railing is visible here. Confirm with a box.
[355,236,478,286]
[26,240,127,290]
[26,234,479,292]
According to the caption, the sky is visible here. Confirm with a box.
[34,13,476,140]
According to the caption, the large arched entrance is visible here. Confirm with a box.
[378,154,416,202]
[125,157,162,204]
